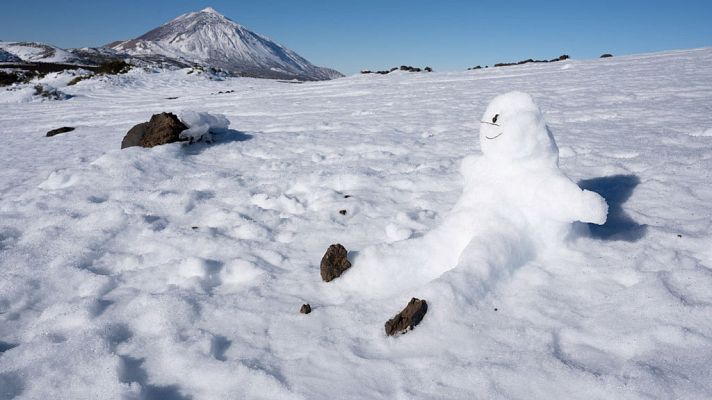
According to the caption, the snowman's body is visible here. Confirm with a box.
[342,92,608,299]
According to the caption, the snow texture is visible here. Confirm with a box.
[178,111,230,142]
[1,47,712,399]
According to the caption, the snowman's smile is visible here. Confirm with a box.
[485,131,504,140]
[481,120,503,139]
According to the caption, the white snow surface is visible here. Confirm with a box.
[178,111,230,143]
[1,48,712,399]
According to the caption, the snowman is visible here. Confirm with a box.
[340,91,608,299]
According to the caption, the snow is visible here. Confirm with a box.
[178,111,230,142]
[341,91,609,299]
[0,41,82,64]
[1,47,712,399]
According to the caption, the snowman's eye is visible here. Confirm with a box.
[492,114,499,124]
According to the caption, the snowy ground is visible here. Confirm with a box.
[1,48,712,399]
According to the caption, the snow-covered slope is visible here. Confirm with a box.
[109,7,342,80]
[0,49,23,63]
[0,41,85,64]
[1,48,711,399]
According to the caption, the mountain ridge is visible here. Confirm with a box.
[1,7,342,81]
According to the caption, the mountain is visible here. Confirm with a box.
[0,41,85,64]
[0,48,23,63]
[108,7,342,80]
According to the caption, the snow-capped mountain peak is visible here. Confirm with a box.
[109,7,342,80]
[200,6,220,14]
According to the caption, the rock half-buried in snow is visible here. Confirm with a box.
[121,111,230,149]
[385,298,428,336]
[341,91,608,300]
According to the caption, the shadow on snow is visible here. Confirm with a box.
[577,174,647,242]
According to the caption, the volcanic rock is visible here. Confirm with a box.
[320,244,351,282]
[46,126,75,137]
[385,298,428,336]
[121,112,188,149]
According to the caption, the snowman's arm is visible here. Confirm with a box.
[538,175,608,225]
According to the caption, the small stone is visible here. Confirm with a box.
[46,126,75,137]
[191,226,199,230]
[677,234,682,238]
[300,304,311,314]
[339,209,347,215]
[320,244,351,282]
[494,308,498,312]
[343,195,351,198]
[385,298,428,336]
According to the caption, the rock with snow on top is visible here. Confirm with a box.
[121,112,187,149]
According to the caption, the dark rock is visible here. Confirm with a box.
[558,54,570,61]
[300,304,312,314]
[385,298,428,336]
[46,126,75,137]
[320,243,351,282]
[600,53,613,58]
[121,112,188,149]
[343,195,351,198]
[339,209,347,215]
[424,67,432,72]
[360,70,372,74]
[121,122,149,148]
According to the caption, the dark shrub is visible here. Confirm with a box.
[67,75,91,86]
[97,60,132,75]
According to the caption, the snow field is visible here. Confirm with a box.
[1,48,712,399]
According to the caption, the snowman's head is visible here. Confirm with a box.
[479,91,558,165]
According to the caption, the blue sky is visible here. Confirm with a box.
[1,0,711,74]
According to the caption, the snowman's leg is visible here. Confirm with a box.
[424,221,535,305]
[346,208,480,297]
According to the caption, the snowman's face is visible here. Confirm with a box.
[479,91,558,164]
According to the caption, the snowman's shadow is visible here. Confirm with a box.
[576,174,647,242]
